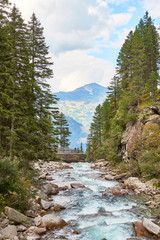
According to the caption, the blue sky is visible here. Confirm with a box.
[10,0,160,92]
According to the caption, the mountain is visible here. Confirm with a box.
[66,116,88,151]
[56,83,107,103]
[55,83,108,150]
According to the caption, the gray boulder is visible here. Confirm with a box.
[1,224,17,238]
[36,190,48,200]
[143,217,160,236]
[40,199,54,210]
[4,207,33,226]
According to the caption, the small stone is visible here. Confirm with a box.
[34,215,42,227]
[17,225,27,232]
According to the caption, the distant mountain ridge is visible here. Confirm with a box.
[55,83,108,149]
[55,83,107,102]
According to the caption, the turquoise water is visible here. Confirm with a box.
[44,162,144,240]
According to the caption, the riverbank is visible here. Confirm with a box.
[0,160,160,239]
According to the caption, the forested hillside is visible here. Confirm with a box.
[0,0,71,210]
[87,12,160,180]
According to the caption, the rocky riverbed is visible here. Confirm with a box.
[0,160,160,240]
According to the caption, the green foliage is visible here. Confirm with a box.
[0,157,18,192]
[0,157,30,211]
[138,150,160,178]
[87,11,160,179]
[56,112,71,148]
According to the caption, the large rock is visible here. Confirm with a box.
[70,183,85,189]
[42,183,53,195]
[4,207,33,226]
[1,225,17,238]
[143,217,160,236]
[36,190,48,200]
[124,177,146,191]
[104,174,114,181]
[41,214,67,229]
[133,221,155,238]
[26,226,46,235]
[40,199,54,210]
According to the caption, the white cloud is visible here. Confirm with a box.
[128,6,136,12]
[9,0,133,92]
[10,0,133,55]
[143,0,160,18]
[48,50,115,92]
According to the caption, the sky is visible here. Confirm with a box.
[9,0,160,92]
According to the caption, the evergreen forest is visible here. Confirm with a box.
[0,0,70,210]
[87,12,160,180]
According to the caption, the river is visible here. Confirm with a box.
[42,162,149,240]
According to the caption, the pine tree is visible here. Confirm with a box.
[138,12,159,93]
[80,142,83,153]
[57,113,71,148]
[130,29,147,104]
[108,75,121,112]
[116,31,133,91]
[0,0,11,156]
[27,13,59,161]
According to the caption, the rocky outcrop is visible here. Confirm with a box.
[121,109,160,163]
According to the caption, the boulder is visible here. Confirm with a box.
[24,210,36,218]
[124,177,146,191]
[28,199,41,211]
[113,173,127,180]
[42,183,53,195]
[41,214,67,229]
[41,199,54,210]
[4,207,33,226]
[133,221,155,238]
[143,217,160,236]
[70,183,85,189]
[36,190,48,200]
[26,226,46,235]
[17,225,27,232]
[1,225,17,238]
[34,215,42,227]
[104,174,114,181]
[50,204,65,211]
[51,187,59,195]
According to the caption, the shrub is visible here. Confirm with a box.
[0,157,18,193]
[0,157,30,211]
[138,150,160,179]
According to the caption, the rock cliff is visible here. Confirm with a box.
[120,104,160,178]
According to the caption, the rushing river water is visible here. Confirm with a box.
[43,162,149,240]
